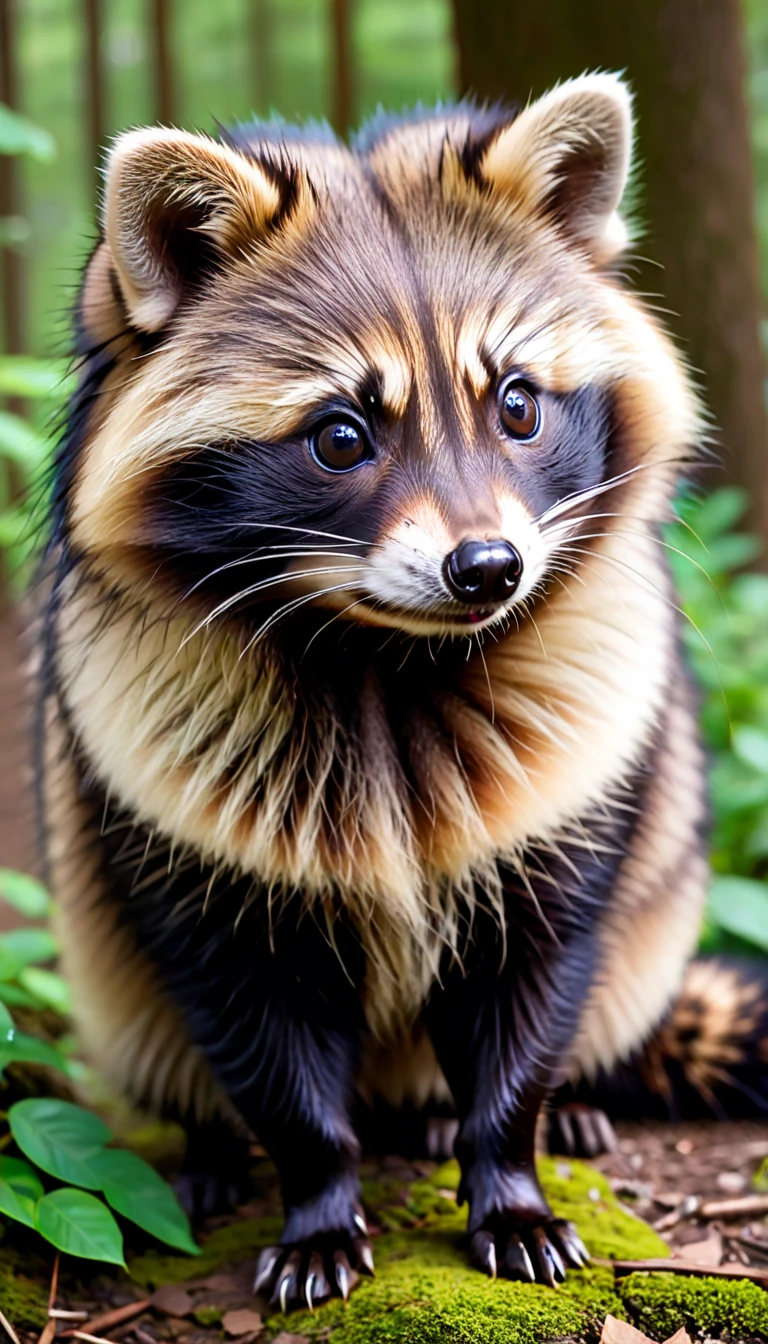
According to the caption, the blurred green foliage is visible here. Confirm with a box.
[668,490,768,955]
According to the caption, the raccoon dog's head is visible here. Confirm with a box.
[68,74,696,644]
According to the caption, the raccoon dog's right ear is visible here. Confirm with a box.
[102,128,287,333]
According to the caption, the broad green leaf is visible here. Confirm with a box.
[0,104,55,161]
[0,999,13,1040]
[0,356,71,401]
[0,928,57,972]
[707,875,768,953]
[0,1030,71,1075]
[0,409,45,469]
[94,1149,199,1255]
[0,982,47,1010]
[18,968,71,1014]
[35,1188,124,1265]
[686,486,749,541]
[9,1098,113,1189]
[0,1155,43,1228]
[0,870,51,918]
[733,725,768,775]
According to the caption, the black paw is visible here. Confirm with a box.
[548,1103,618,1158]
[254,1224,375,1312]
[174,1171,242,1219]
[469,1217,589,1287]
[175,1119,252,1218]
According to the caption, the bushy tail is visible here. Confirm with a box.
[562,956,768,1123]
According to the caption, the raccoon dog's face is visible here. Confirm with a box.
[69,75,692,644]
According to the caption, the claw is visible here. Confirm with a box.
[470,1229,497,1279]
[595,1110,619,1154]
[354,1210,368,1237]
[334,1255,351,1302]
[554,1220,590,1268]
[354,1238,375,1276]
[279,1273,291,1314]
[305,1273,316,1312]
[503,1232,535,1282]
[254,1246,280,1295]
[532,1228,562,1287]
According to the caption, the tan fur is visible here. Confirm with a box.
[45,75,709,1110]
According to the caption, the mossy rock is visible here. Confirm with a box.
[115,1157,768,1342]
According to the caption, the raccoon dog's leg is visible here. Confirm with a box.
[109,839,372,1310]
[424,845,626,1286]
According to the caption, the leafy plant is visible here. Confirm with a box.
[666,486,768,954]
[0,887,199,1265]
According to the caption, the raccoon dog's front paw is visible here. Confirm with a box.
[469,1216,590,1287]
[254,1226,374,1312]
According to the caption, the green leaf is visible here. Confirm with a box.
[18,967,71,1014]
[732,725,768,775]
[94,1149,200,1255]
[0,982,47,1010]
[0,103,56,161]
[0,1155,43,1228]
[0,1030,71,1076]
[707,875,768,953]
[0,356,71,400]
[0,928,57,976]
[687,486,749,540]
[0,870,51,918]
[0,409,44,467]
[35,1188,124,1265]
[9,1098,113,1189]
[0,999,13,1040]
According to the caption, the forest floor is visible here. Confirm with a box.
[4,1120,768,1344]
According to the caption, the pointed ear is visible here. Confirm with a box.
[103,128,285,332]
[479,73,633,264]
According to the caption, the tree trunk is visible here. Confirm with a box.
[452,0,768,541]
[83,0,105,209]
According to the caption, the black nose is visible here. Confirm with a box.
[445,538,523,606]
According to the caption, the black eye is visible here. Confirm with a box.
[499,380,540,440]
[311,419,371,472]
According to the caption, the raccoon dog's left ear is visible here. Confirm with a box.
[479,72,633,265]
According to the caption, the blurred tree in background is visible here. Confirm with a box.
[453,0,768,541]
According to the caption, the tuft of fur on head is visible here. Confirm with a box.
[49,74,702,1036]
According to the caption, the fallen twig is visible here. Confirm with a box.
[50,1312,89,1322]
[69,1332,119,1344]
[48,1252,60,1313]
[598,1256,768,1286]
[0,1310,21,1344]
[699,1193,768,1220]
[36,1321,57,1344]
[63,1302,152,1338]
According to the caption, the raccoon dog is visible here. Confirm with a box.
[40,74,709,1305]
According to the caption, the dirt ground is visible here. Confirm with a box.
[4,1119,768,1344]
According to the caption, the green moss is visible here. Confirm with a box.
[193,1304,224,1326]
[118,1156,767,1344]
[620,1270,768,1342]
[0,1256,48,1329]
[129,1214,283,1287]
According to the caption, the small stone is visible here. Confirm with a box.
[151,1287,194,1318]
[716,1170,746,1194]
[222,1309,263,1337]
[675,1138,693,1155]
[271,1335,310,1344]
